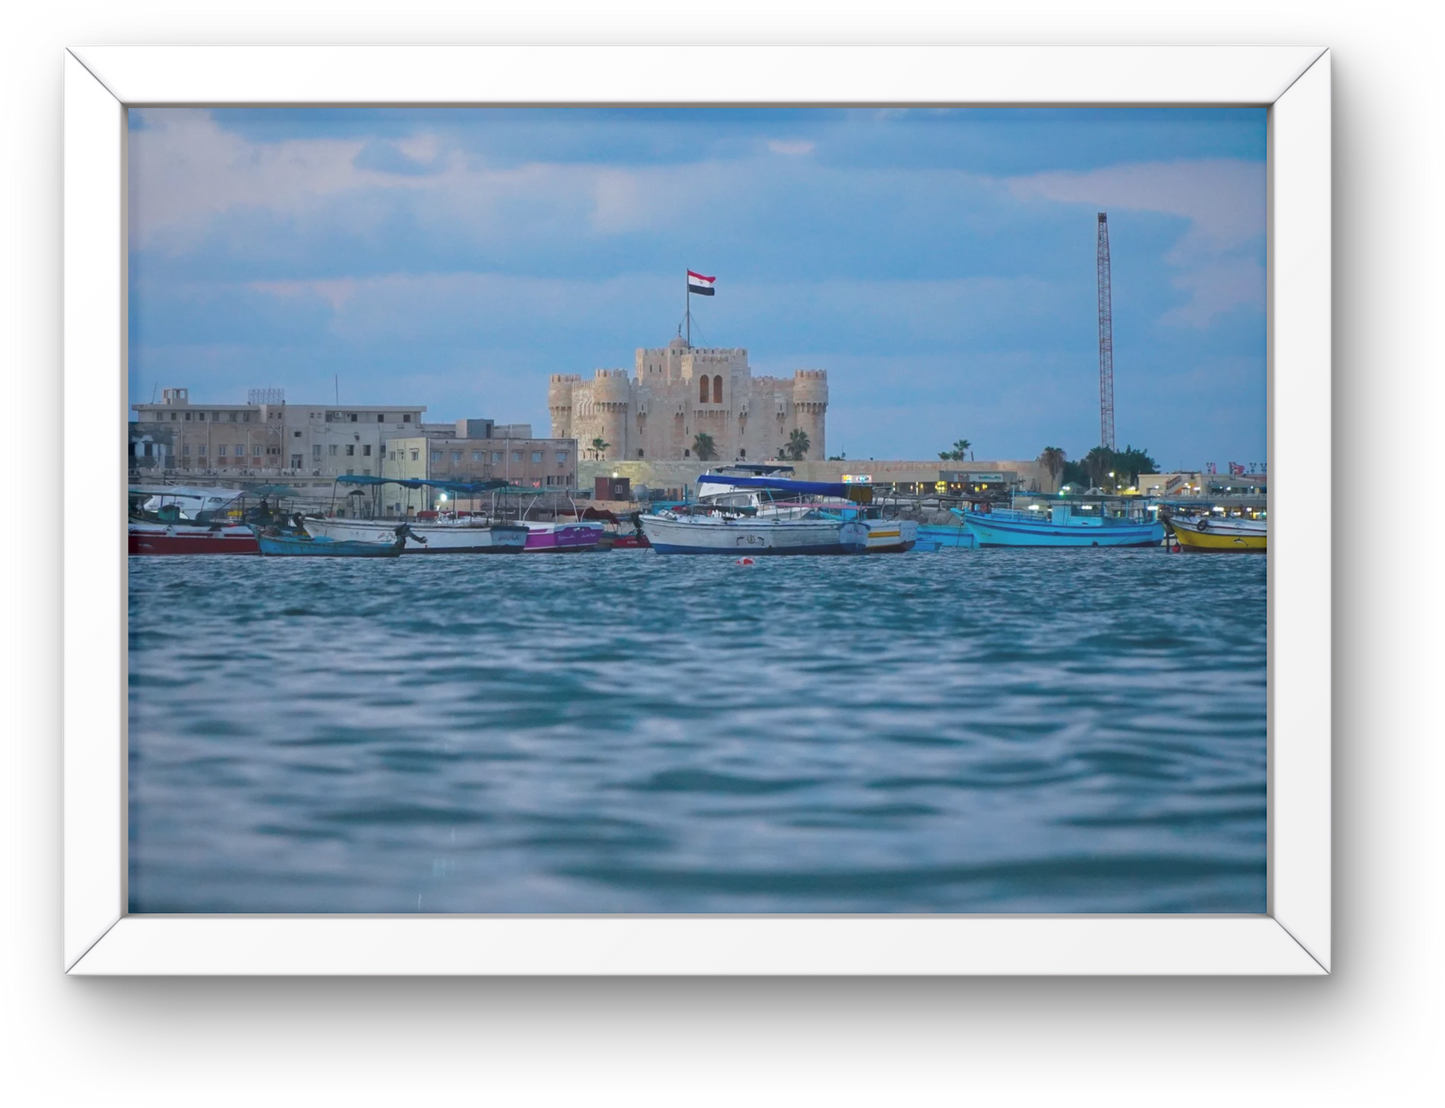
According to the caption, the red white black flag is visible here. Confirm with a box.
[687,270,716,296]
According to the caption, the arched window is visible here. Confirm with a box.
[739,448,746,459]
[699,376,709,403]
[713,375,723,404]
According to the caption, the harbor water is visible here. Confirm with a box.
[128,550,1267,914]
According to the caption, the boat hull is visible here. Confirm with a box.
[1167,518,1267,552]
[523,522,605,552]
[129,523,259,555]
[640,513,868,555]
[861,519,918,553]
[961,512,1164,548]
[256,533,403,557]
[303,517,528,553]
[914,524,976,551]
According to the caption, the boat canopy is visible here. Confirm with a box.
[335,474,513,495]
[697,474,873,504]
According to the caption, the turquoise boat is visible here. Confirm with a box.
[253,524,413,558]
[955,505,1164,548]
[914,524,977,551]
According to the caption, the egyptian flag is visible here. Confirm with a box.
[687,270,716,296]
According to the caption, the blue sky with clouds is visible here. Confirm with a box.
[128,107,1266,468]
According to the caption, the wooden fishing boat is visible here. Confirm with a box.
[956,505,1164,548]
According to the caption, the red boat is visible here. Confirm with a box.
[129,520,259,555]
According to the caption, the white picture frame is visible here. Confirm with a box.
[65,44,1330,975]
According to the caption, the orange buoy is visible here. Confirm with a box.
[735,557,755,565]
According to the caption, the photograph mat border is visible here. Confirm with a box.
[64,44,1330,975]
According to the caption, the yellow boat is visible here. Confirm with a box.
[1166,514,1267,553]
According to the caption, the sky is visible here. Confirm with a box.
[127,107,1267,469]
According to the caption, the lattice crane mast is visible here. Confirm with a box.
[1096,212,1116,452]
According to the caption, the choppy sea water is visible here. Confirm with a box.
[128,549,1267,914]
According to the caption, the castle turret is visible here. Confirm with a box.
[792,369,828,460]
[591,368,632,461]
[548,374,581,439]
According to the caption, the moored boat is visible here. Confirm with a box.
[129,520,260,555]
[1165,513,1267,553]
[303,515,528,553]
[254,524,414,558]
[640,510,869,555]
[522,520,606,552]
[914,524,977,551]
[956,505,1164,548]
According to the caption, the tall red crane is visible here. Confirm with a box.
[1096,212,1116,451]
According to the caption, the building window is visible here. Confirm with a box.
[403,414,412,423]
[739,448,746,459]
[182,444,190,456]
[212,413,221,421]
[377,414,385,423]
[699,376,708,403]
[253,445,261,457]
[363,467,371,476]
[228,412,238,422]
[171,413,178,421]
[531,452,542,463]
[329,445,338,456]
[511,451,522,462]
[431,451,441,462]
[363,445,372,457]
[313,445,322,460]
[556,452,568,463]
[293,430,301,437]
[197,445,206,457]
[291,454,302,468]
[684,448,690,457]
[451,451,462,462]
[472,451,483,461]
[411,450,419,462]
[345,444,355,456]
[346,468,354,476]
[492,451,502,463]
[637,449,644,458]
[348,413,358,422]
[243,413,251,422]
[217,445,227,457]
[713,375,722,403]
[389,451,396,461]
[197,412,205,421]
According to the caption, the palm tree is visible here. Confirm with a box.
[1082,446,1114,488]
[1039,446,1067,490]
[692,432,718,461]
[938,438,972,461]
[590,436,610,460]
[784,428,811,461]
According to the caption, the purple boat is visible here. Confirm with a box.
[523,521,605,552]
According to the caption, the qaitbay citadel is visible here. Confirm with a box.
[549,337,827,463]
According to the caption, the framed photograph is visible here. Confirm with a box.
[65,45,1330,974]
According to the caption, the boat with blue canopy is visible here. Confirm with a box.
[302,475,529,553]
[688,472,916,553]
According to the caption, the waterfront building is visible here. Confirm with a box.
[419,420,578,491]
[548,338,827,463]
[132,388,426,480]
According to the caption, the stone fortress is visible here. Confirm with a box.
[548,337,827,462]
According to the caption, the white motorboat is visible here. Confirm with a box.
[303,515,528,553]
[640,510,868,555]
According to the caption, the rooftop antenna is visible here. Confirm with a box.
[334,374,339,406]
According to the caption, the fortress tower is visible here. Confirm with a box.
[549,339,827,464]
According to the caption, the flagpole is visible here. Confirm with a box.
[684,270,690,348]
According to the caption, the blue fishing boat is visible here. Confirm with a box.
[956,505,1164,548]
[253,523,416,558]
[914,524,977,551]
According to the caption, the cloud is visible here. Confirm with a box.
[767,140,816,156]
[1006,159,1265,328]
